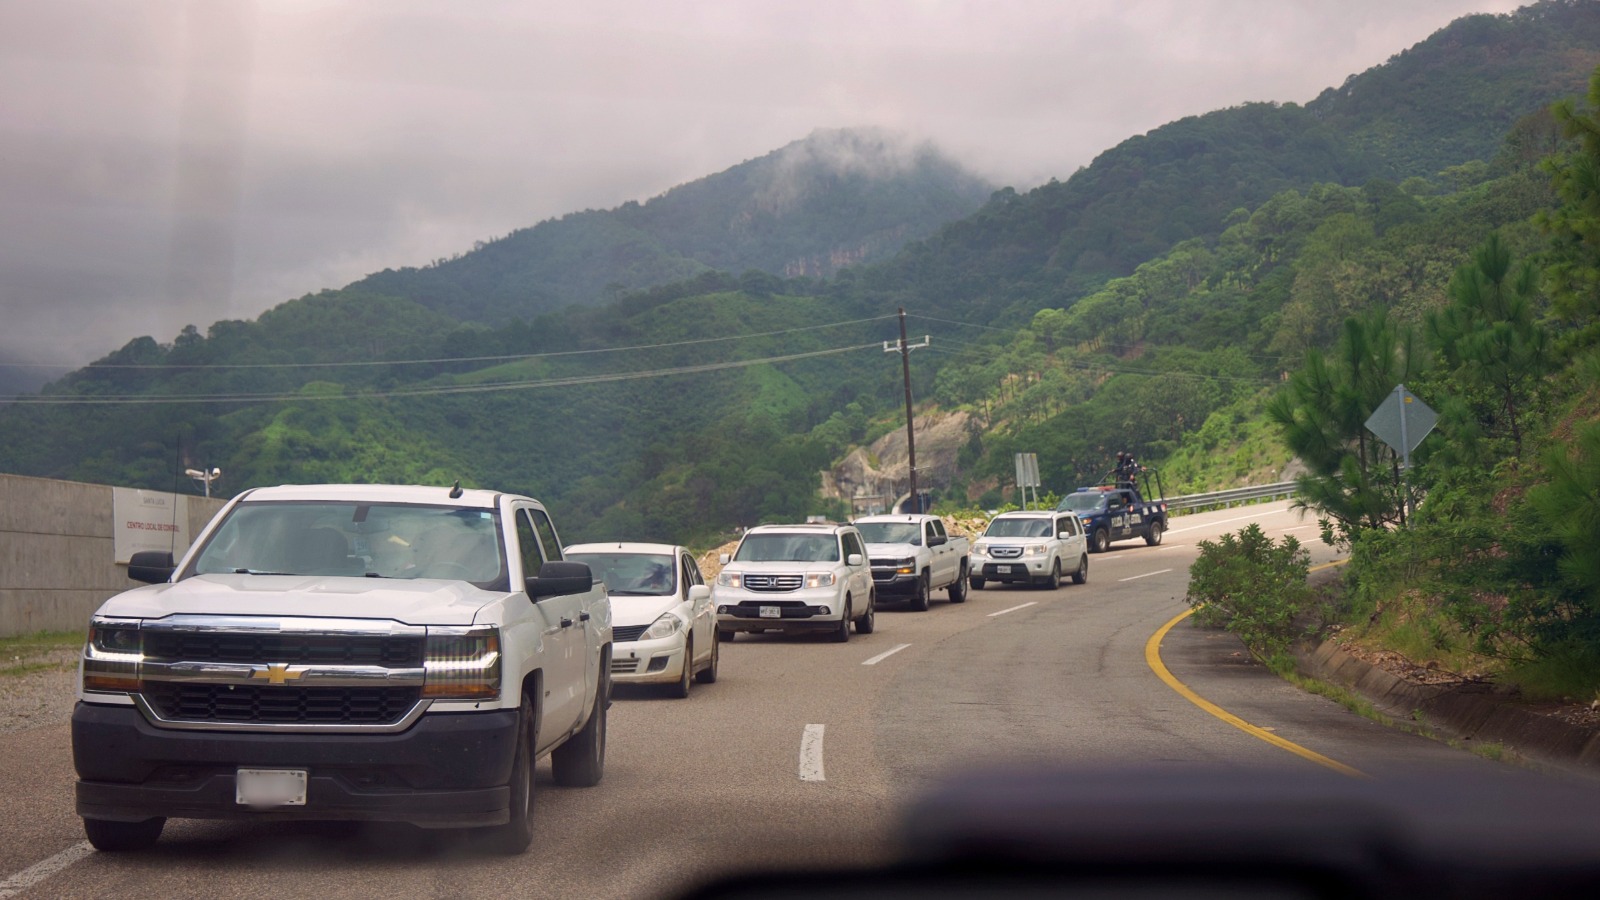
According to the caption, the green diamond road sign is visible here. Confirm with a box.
[1365,384,1437,458]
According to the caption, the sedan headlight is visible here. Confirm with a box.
[716,571,742,589]
[642,613,685,641]
[805,572,837,589]
[423,626,501,700]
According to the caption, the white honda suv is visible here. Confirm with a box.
[712,523,876,642]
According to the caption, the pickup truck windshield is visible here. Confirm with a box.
[984,518,1053,538]
[855,523,921,545]
[567,552,675,596]
[734,534,841,563]
[1057,492,1110,512]
[191,501,505,584]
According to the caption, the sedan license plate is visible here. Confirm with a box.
[759,606,782,619]
[236,768,307,807]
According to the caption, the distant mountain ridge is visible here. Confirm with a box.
[349,127,995,325]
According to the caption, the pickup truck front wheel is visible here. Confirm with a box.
[910,572,931,612]
[484,693,535,854]
[1144,520,1164,546]
[83,816,165,852]
[1090,528,1110,553]
[552,666,608,787]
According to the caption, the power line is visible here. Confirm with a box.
[2,344,879,405]
[0,315,899,371]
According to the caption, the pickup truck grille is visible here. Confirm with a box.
[742,574,803,592]
[612,625,650,643]
[143,684,422,726]
[144,632,423,667]
[989,546,1023,559]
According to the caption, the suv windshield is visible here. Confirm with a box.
[566,552,675,596]
[734,533,841,563]
[855,522,920,545]
[191,501,505,586]
[983,517,1053,538]
[1058,492,1110,512]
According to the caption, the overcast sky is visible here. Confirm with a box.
[0,0,1527,385]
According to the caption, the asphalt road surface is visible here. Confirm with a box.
[0,501,1518,899]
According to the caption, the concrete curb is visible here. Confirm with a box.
[1295,639,1600,773]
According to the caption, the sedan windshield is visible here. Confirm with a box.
[855,522,920,545]
[983,518,1052,538]
[734,534,840,563]
[566,552,675,596]
[190,501,505,586]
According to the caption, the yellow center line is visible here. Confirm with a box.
[1144,559,1366,778]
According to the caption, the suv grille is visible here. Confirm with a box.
[743,574,803,592]
[143,684,421,726]
[989,546,1023,559]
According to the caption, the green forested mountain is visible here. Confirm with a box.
[347,127,995,325]
[2,0,1597,550]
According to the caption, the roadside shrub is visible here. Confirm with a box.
[1185,524,1312,660]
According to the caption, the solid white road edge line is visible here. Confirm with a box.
[1119,568,1174,582]
[862,643,911,666]
[1167,508,1292,534]
[987,601,1038,617]
[0,842,94,899]
[800,724,826,782]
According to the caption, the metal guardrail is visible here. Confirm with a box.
[1166,481,1298,513]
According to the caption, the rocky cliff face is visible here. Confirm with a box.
[821,410,974,513]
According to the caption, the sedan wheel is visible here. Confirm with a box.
[695,630,719,684]
[668,638,692,698]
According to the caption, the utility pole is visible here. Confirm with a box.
[883,308,929,513]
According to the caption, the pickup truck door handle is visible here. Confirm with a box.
[560,617,574,628]
[579,612,591,621]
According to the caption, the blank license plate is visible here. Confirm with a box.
[236,768,307,807]
[759,606,782,618]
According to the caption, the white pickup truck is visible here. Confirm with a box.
[853,514,971,610]
[72,483,611,855]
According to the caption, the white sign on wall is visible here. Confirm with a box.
[112,488,191,564]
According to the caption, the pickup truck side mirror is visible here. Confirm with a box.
[128,550,177,584]
[927,534,947,547]
[846,553,864,566]
[525,560,593,600]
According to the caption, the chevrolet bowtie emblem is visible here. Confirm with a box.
[251,663,306,685]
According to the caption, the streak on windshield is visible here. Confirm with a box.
[1057,492,1110,512]
[983,517,1052,538]
[566,552,675,596]
[733,533,840,563]
[855,522,920,545]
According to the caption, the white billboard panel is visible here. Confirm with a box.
[112,488,191,564]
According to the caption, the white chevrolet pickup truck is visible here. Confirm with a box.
[72,483,611,855]
[853,514,971,610]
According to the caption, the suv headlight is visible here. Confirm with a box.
[805,572,837,589]
[973,542,988,555]
[716,571,742,589]
[1026,544,1047,557]
[82,620,144,693]
[423,626,501,700]
[642,613,685,641]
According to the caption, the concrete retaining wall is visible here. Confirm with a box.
[0,474,225,637]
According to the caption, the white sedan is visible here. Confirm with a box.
[564,542,718,697]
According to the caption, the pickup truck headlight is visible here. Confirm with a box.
[423,627,501,700]
[892,558,915,574]
[1025,545,1047,557]
[805,572,837,589]
[716,572,742,589]
[642,613,685,641]
[82,621,144,693]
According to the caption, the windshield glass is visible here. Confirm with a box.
[733,533,840,563]
[191,501,505,586]
[1057,492,1110,512]
[983,517,1052,538]
[566,552,675,596]
[855,522,920,545]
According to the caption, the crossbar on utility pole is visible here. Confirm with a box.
[883,307,929,513]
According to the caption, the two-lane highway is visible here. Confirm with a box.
[0,501,1522,898]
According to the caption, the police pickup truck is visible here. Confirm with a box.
[853,514,971,610]
[1057,469,1169,553]
[72,483,612,855]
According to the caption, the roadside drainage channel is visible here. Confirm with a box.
[1294,639,1600,776]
